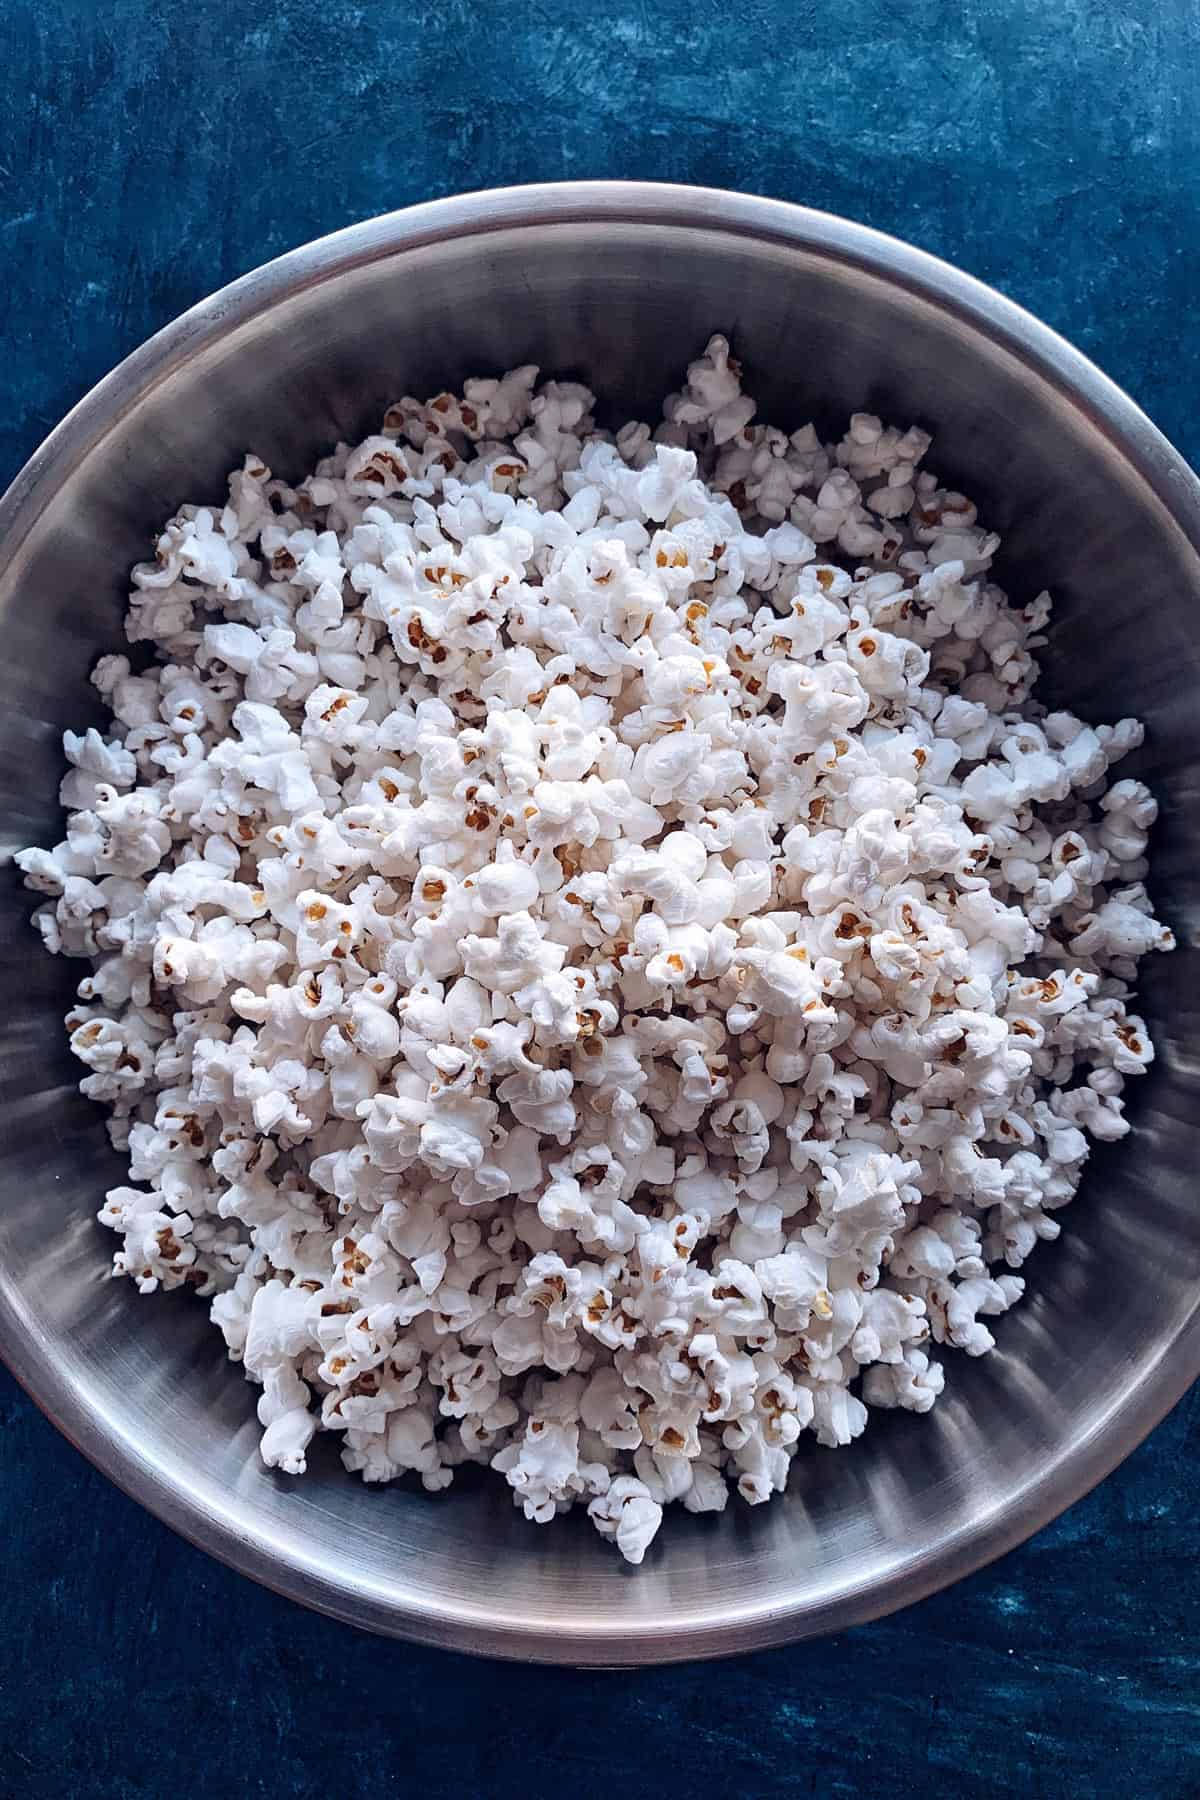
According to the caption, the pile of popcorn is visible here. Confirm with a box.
[20,337,1172,1563]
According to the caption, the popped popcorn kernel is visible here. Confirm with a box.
[20,338,1169,1564]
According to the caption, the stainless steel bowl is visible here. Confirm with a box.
[3,182,1199,1665]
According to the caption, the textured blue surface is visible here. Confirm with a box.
[3,2,1200,1794]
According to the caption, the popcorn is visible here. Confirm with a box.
[22,340,1170,1564]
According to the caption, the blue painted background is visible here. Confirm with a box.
[2,2,1199,1793]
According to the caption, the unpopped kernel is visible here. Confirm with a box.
[20,337,1172,1562]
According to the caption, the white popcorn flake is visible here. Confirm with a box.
[23,340,1171,1564]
